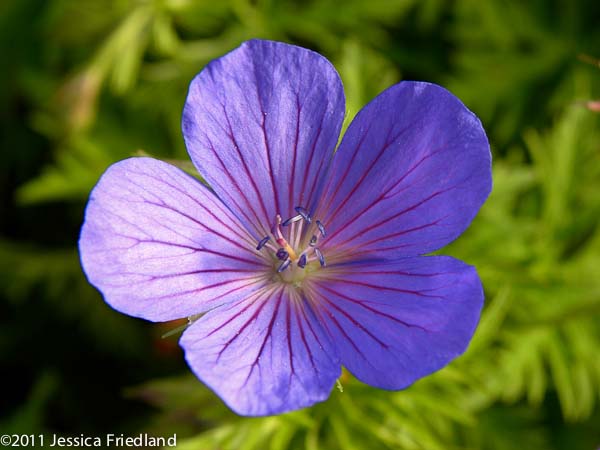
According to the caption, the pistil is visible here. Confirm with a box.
[255,206,327,275]
[273,215,299,261]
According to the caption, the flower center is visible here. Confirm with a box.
[255,206,326,285]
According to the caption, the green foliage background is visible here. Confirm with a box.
[1,0,600,448]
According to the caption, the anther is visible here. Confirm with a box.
[316,220,326,237]
[309,235,318,247]
[276,248,289,260]
[277,259,291,272]
[294,206,312,223]
[282,214,302,227]
[315,248,326,267]
[297,254,307,268]
[256,236,270,250]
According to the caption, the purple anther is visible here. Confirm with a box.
[297,254,307,268]
[282,214,302,226]
[256,236,270,250]
[316,220,326,237]
[294,206,312,223]
[314,248,326,267]
[276,248,289,260]
[309,235,318,247]
[277,259,291,273]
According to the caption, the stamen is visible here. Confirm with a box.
[282,214,303,226]
[297,254,307,268]
[263,210,327,273]
[294,206,312,223]
[293,216,304,250]
[316,220,326,237]
[256,236,270,250]
[276,248,289,260]
[277,259,291,272]
[314,248,326,267]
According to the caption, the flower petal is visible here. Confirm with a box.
[79,157,269,322]
[307,256,483,389]
[182,39,345,236]
[180,286,340,416]
[318,82,491,261]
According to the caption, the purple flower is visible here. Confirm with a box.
[79,40,492,416]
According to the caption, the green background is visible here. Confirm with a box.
[1,0,600,448]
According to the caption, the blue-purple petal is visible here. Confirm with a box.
[318,82,492,261]
[307,256,483,389]
[182,39,345,236]
[180,286,340,416]
[79,157,268,322]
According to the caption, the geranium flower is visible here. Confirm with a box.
[79,40,492,416]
